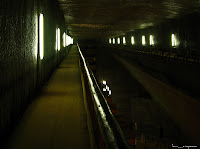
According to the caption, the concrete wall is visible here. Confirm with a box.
[0,0,67,142]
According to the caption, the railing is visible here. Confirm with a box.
[77,43,130,149]
[109,44,200,63]
[112,53,200,147]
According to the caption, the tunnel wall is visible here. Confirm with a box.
[108,12,200,53]
[0,0,67,142]
[137,12,200,52]
[106,12,200,99]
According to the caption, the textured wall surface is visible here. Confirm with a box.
[0,0,66,143]
[57,0,200,39]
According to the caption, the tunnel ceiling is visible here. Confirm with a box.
[58,0,200,39]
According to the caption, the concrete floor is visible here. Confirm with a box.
[4,46,90,149]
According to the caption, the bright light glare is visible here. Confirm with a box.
[103,88,106,92]
[118,38,120,44]
[39,14,44,59]
[107,86,109,91]
[113,38,115,44]
[65,35,68,46]
[63,32,66,47]
[103,80,106,85]
[109,90,111,95]
[172,34,175,46]
[109,38,111,44]
[142,35,145,45]
[34,14,38,58]
[131,36,135,45]
[123,37,126,44]
[66,35,73,46]
[150,35,154,45]
[66,35,70,46]
[171,34,178,47]
[57,28,60,51]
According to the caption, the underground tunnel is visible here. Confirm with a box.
[0,0,200,149]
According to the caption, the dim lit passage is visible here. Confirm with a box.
[4,46,90,149]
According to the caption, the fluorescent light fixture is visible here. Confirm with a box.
[131,36,135,45]
[68,35,71,46]
[142,35,145,45]
[103,80,106,85]
[63,32,66,47]
[150,35,154,45]
[171,34,178,47]
[109,90,111,95]
[66,35,73,46]
[65,35,68,46]
[39,13,44,59]
[107,86,109,91]
[57,28,60,51]
[123,37,126,44]
[113,38,115,44]
[118,38,120,44]
[172,34,175,46]
[109,38,111,44]
[66,35,69,46]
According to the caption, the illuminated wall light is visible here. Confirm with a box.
[68,36,71,45]
[66,35,73,46]
[107,86,109,91]
[103,80,106,85]
[113,38,115,44]
[68,35,71,46]
[123,37,126,44]
[142,35,146,45]
[118,38,120,44]
[172,34,175,46]
[149,35,154,45]
[109,38,111,44]
[109,90,111,96]
[66,35,69,46]
[39,14,44,59]
[171,34,179,47]
[65,35,68,46]
[57,28,60,51]
[63,32,66,47]
[131,36,135,45]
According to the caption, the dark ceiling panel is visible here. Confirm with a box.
[58,0,200,39]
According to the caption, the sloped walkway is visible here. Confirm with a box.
[4,45,90,149]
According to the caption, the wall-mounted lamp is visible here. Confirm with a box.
[39,14,44,59]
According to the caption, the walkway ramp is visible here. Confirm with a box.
[4,45,90,149]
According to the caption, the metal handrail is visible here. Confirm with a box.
[77,43,130,149]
